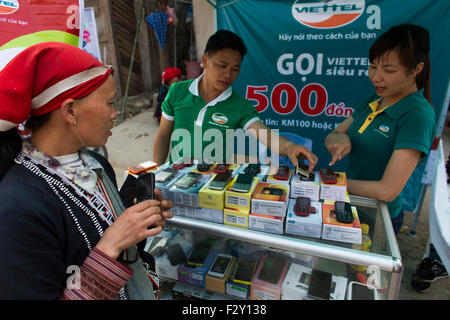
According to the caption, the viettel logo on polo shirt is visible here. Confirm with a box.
[378,125,389,133]
[212,113,228,125]
[292,0,365,29]
[0,0,19,14]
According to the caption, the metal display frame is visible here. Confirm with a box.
[166,195,403,300]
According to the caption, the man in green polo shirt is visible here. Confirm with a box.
[153,30,318,170]
[324,24,436,234]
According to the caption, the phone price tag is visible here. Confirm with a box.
[226,195,249,207]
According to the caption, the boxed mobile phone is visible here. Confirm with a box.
[205,256,236,295]
[251,183,289,217]
[281,263,348,300]
[250,252,290,300]
[194,206,224,224]
[191,161,215,175]
[177,248,219,288]
[127,160,158,175]
[154,241,193,281]
[224,207,249,229]
[285,199,323,239]
[236,163,270,180]
[320,171,348,202]
[321,200,362,245]
[225,262,251,299]
[170,172,211,208]
[225,176,259,211]
[265,166,293,186]
[153,163,186,201]
[172,205,193,218]
[170,158,198,172]
[290,171,320,201]
[248,213,284,235]
[198,173,236,210]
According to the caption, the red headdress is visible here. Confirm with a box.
[0,42,112,131]
[162,67,181,84]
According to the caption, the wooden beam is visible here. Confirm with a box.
[98,0,122,97]
[134,0,154,92]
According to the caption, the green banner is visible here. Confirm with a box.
[217,0,450,211]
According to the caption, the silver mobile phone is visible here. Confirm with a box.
[175,172,202,189]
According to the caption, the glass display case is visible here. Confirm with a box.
[160,194,403,300]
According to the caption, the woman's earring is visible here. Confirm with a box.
[73,119,77,126]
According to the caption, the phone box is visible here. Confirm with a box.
[225,176,259,211]
[250,254,290,300]
[321,200,362,245]
[154,242,193,281]
[225,262,251,299]
[285,199,323,239]
[224,207,249,229]
[194,206,224,224]
[177,248,219,288]
[205,257,236,295]
[290,171,320,201]
[198,174,236,210]
[320,171,347,202]
[281,263,348,300]
[250,183,289,218]
[170,173,211,208]
[265,166,293,186]
[248,213,284,235]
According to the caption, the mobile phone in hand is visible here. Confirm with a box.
[136,172,156,202]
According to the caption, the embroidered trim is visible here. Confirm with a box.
[16,154,106,249]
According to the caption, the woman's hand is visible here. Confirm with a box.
[325,132,352,166]
[152,188,174,229]
[95,199,165,260]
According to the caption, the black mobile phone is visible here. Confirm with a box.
[307,269,332,300]
[197,162,212,172]
[333,201,354,224]
[232,173,254,193]
[257,252,285,284]
[233,258,257,285]
[244,164,261,176]
[136,172,155,202]
[165,243,187,266]
[186,243,211,267]
[209,171,232,190]
[350,282,377,300]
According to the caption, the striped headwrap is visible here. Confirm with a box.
[0,42,111,131]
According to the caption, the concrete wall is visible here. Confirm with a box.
[192,0,216,61]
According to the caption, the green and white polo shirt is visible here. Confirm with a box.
[161,74,260,163]
[346,89,436,218]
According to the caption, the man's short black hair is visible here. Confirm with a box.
[204,29,247,58]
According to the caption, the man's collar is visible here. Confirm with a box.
[189,72,233,106]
